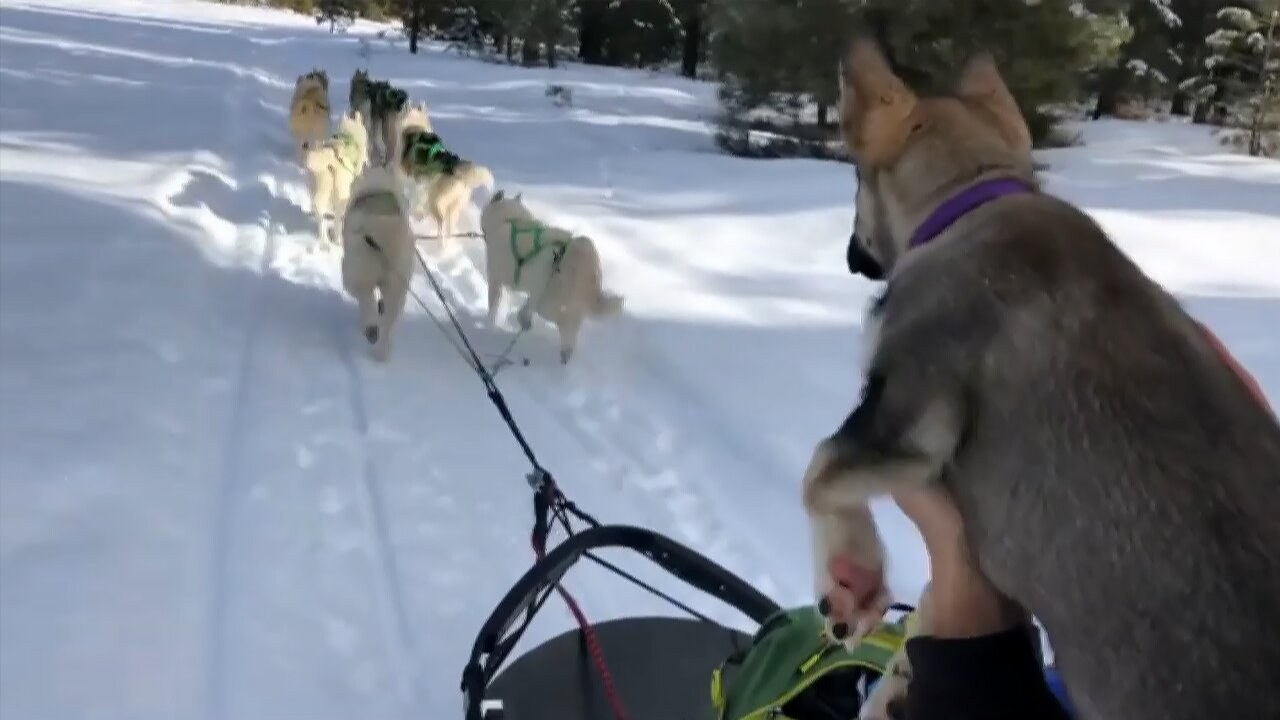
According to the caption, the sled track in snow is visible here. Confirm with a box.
[333,315,423,711]
[206,220,277,720]
[205,58,275,718]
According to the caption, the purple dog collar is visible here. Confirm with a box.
[909,178,1032,249]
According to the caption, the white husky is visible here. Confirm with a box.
[479,191,623,364]
[303,109,369,245]
[341,165,416,363]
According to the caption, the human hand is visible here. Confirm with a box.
[892,485,1027,638]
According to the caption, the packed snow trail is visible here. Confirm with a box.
[2,1,1279,719]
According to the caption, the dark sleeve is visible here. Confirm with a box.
[904,627,1071,720]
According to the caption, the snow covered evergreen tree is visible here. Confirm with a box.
[1182,1,1279,153]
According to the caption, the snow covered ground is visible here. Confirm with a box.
[0,0,1277,718]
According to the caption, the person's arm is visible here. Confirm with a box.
[890,489,1071,720]
[904,628,1070,720]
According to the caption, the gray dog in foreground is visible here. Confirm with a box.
[803,37,1280,720]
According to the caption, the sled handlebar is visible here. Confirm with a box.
[461,524,781,720]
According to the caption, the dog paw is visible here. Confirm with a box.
[817,554,890,647]
[363,325,379,345]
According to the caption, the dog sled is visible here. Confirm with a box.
[461,523,919,720]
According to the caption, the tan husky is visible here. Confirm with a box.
[479,191,623,364]
[289,69,331,160]
[803,38,1280,720]
[302,110,368,245]
[396,105,494,254]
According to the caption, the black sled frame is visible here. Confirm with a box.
[461,524,783,720]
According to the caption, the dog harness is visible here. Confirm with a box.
[349,190,401,218]
[910,177,1032,248]
[328,128,363,174]
[369,81,408,114]
[509,221,569,286]
[402,130,460,178]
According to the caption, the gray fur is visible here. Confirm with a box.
[809,38,1280,720]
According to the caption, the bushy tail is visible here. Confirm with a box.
[455,162,495,191]
[578,237,623,317]
[593,290,625,317]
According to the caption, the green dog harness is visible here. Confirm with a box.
[508,221,569,286]
[328,128,363,174]
[402,130,460,179]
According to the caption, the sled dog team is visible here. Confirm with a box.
[288,68,623,364]
[290,39,1280,720]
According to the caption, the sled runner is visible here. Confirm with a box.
[461,524,916,720]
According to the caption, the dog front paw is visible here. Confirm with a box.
[811,512,889,647]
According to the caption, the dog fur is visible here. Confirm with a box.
[289,69,331,160]
[302,110,369,244]
[396,107,494,254]
[349,68,371,120]
[803,38,1280,720]
[340,164,416,363]
[479,191,623,363]
[859,583,933,720]
[365,78,408,165]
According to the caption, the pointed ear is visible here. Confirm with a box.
[840,37,917,166]
[956,52,1031,155]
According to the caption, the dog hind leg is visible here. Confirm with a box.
[556,306,584,364]
[371,271,410,363]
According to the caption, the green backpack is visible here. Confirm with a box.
[706,606,908,720]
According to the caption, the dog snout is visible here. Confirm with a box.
[846,231,885,280]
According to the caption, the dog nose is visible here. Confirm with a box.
[885,697,906,720]
[846,231,885,280]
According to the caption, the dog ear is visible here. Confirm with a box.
[956,52,1031,156]
[839,37,917,167]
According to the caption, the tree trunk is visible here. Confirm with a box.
[505,35,514,61]
[1170,89,1190,115]
[408,3,420,54]
[1092,67,1124,120]
[578,0,606,64]
[680,0,703,78]
[546,42,557,68]
[521,37,539,66]
[817,103,830,128]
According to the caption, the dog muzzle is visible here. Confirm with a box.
[846,231,885,280]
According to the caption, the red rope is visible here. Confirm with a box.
[532,534,627,720]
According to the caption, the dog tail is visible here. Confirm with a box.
[455,162,495,191]
[577,238,623,317]
[592,289,625,317]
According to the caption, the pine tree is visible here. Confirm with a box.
[315,0,361,31]
[1188,2,1280,153]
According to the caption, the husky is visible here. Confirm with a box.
[349,68,372,124]
[365,78,409,165]
[301,109,369,245]
[479,191,623,364]
[802,37,1280,720]
[289,69,331,160]
[396,105,494,254]
[340,165,416,363]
